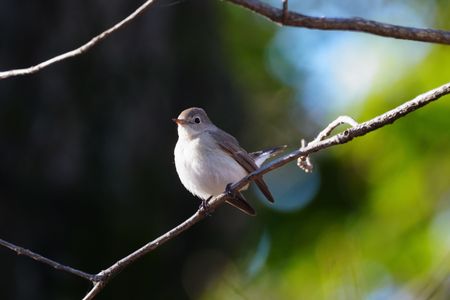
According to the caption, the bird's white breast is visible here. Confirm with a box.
[174,132,247,200]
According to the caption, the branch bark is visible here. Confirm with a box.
[1,81,449,299]
[226,0,450,45]
[0,238,97,282]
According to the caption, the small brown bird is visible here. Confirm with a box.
[173,107,285,215]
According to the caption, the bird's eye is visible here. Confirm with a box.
[194,117,201,124]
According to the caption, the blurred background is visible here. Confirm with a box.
[0,0,450,299]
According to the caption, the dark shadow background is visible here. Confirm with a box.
[0,1,256,299]
[0,0,292,299]
[2,0,450,299]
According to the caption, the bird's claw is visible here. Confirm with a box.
[199,196,213,216]
[225,183,236,198]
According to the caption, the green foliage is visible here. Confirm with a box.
[219,3,298,148]
[203,4,450,300]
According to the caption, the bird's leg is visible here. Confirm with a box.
[199,196,213,216]
[200,196,212,209]
[225,183,237,198]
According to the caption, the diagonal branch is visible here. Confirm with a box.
[0,0,157,80]
[82,210,210,300]
[225,0,450,45]
[1,81,449,299]
[228,82,450,191]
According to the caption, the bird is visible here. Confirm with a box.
[173,107,285,216]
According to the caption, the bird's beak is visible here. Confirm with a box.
[172,118,188,125]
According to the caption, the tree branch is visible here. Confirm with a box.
[0,238,97,282]
[1,81,449,299]
[0,0,157,80]
[225,0,450,45]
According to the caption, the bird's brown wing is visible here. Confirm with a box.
[226,192,256,216]
[209,129,275,203]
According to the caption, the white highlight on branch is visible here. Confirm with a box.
[298,116,358,172]
[313,115,359,143]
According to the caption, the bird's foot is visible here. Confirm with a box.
[199,196,213,216]
[225,183,236,198]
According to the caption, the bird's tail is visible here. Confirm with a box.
[250,145,287,167]
[226,192,256,216]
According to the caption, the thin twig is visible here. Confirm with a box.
[0,238,97,282]
[82,282,105,300]
[297,139,313,172]
[313,115,359,143]
[1,82,449,299]
[297,115,359,171]
[225,0,450,45]
[0,0,157,80]
[297,116,358,173]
